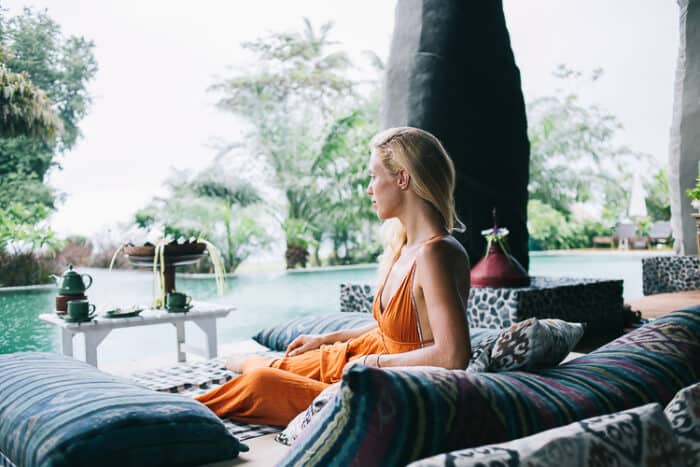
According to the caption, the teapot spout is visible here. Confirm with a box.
[50,274,61,286]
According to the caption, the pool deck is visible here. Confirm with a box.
[627,290,700,318]
[530,248,674,257]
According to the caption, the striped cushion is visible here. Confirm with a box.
[252,312,375,350]
[279,306,700,467]
[0,353,247,467]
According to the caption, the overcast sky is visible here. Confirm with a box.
[3,0,679,238]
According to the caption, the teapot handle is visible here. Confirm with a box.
[82,274,93,291]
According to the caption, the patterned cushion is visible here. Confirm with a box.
[0,353,247,467]
[275,383,341,446]
[252,312,375,351]
[465,329,500,372]
[278,306,700,466]
[408,403,679,467]
[467,318,585,372]
[665,382,700,466]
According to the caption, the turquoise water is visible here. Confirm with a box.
[0,254,651,364]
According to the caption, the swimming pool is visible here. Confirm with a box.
[0,252,657,365]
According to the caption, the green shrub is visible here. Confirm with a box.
[0,251,58,287]
[528,200,571,250]
[528,200,611,250]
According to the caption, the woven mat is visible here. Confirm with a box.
[125,354,283,441]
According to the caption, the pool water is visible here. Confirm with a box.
[0,253,652,365]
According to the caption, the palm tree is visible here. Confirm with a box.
[191,173,261,271]
[210,19,356,268]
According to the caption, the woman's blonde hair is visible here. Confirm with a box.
[370,127,465,278]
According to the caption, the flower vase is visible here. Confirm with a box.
[470,241,530,288]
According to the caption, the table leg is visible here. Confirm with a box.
[174,321,186,362]
[84,329,111,367]
[61,329,73,357]
[192,318,218,358]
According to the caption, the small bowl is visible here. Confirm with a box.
[56,294,86,314]
[125,243,206,257]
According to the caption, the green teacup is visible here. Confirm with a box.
[166,292,192,311]
[67,299,96,320]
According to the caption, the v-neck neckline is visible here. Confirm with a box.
[378,258,416,315]
[376,233,448,315]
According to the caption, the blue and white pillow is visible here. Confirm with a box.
[0,353,247,467]
[252,312,375,351]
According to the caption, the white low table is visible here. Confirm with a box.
[39,301,233,367]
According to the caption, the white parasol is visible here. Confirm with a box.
[628,172,648,219]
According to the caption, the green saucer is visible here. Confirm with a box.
[61,313,96,323]
[104,307,144,318]
[104,310,142,318]
[166,304,193,313]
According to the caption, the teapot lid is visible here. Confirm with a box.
[61,264,81,279]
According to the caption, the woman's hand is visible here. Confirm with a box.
[285,334,326,357]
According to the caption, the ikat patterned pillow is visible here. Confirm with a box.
[665,382,700,466]
[408,403,680,467]
[467,318,585,372]
[275,383,341,446]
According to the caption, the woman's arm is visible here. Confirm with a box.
[363,239,470,369]
[286,322,378,357]
[323,322,378,344]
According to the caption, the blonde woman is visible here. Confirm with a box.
[196,127,471,426]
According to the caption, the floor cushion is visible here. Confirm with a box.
[0,353,247,467]
[277,306,700,466]
[408,403,679,467]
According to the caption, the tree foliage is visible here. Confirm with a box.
[0,202,60,251]
[528,66,652,221]
[0,7,96,249]
[645,168,671,221]
[212,19,381,267]
[135,164,270,273]
[0,63,62,139]
[526,66,668,250]
[1,8,97,151]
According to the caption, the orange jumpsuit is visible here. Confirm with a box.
[195,259,429,426]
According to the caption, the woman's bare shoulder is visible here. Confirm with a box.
[418,235,469,271]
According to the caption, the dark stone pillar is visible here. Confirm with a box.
[382,0,530,269]
[669,0,700,255]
